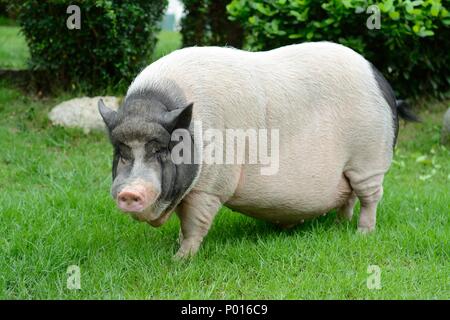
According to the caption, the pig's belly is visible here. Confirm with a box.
[225,170,352,225]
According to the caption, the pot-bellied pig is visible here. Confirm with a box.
[99,42,416,259]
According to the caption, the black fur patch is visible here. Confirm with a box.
[112,148,119,180]
[370,63,399,146]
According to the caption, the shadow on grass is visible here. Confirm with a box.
[101,206,349,262]
[206,206,345,246]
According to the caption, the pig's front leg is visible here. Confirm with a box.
[174,191,222,259]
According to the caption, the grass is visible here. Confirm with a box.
[0,24,29,69]
[0,23,448,299]
[0,81,448,299]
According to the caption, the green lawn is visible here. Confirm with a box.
[0,25,29,69]
[0,81,448,299]
[153,31,182,61]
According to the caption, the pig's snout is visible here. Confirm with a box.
[117,190,145,212]
[116,184,158,213]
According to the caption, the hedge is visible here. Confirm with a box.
[227,0,450,99]
[18,0,167,92]
[181,0,244,47]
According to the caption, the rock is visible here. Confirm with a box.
[442,108,450,145]
[48,96,120,133]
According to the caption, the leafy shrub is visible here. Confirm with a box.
[181,0,244,47]
[18,0,167,92]
[227,0,450,99]
[0,1,20,20]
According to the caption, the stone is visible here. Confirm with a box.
[48,96,120,133]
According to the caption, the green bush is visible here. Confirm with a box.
[227,0,450,99]
[18,0,167,92]
[181,0,244,47]
[0,1,20,20]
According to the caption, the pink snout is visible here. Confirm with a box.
[117,185,157,213]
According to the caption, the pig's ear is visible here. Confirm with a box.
[98,99,117,129]
[163,102,193,131]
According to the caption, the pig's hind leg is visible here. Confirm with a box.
[345,169,385,234]
[336,191,357,223]
[174,190,222,259]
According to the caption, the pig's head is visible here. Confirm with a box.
[98,94,198,227]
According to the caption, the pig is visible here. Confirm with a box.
[99,42,416,259]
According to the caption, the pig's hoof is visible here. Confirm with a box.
[173,252,187,261]
[173,249,189,261]
[173,249,194,261]
[173,241,199,260]
[357,225,375,234]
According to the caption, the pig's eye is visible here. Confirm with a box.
[146,140,163,155]
[117,143,132,164]
[118,151,130,164]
